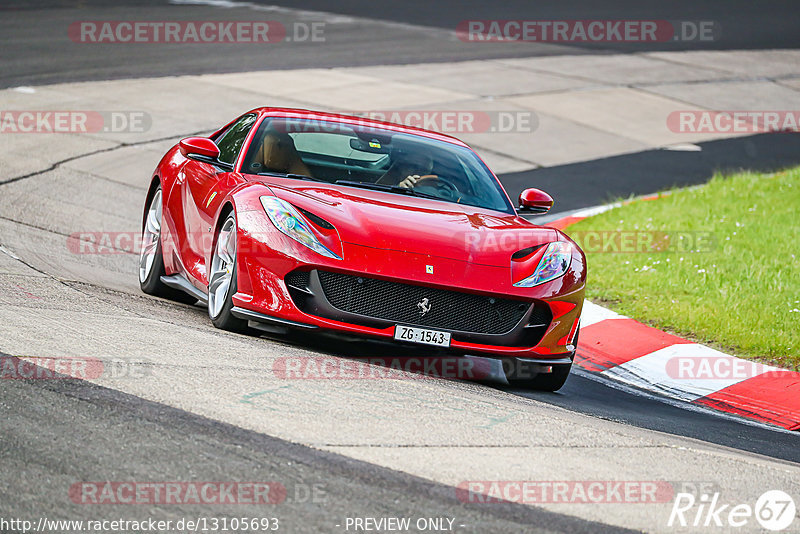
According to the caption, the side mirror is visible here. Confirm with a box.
[179,137,220,162]
[518,188,554,214]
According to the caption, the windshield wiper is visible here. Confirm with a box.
[335,180,442,201]
[257,172,325,182]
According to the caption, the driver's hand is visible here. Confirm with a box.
[397,175,420,189]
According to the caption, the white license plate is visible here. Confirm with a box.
[394,325,451,347]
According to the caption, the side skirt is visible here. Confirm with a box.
[160,274,208,305]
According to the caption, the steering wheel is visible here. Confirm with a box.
[413,174,461,199]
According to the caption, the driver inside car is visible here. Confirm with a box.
[376,150,435,189]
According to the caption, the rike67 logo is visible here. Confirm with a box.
[669,490,796,531]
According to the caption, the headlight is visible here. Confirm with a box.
[513,241,572,287]
[260,196,341,260]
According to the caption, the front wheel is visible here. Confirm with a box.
[520,363,572,392]
[139,186,196,304]
[208,213,248,332]
[509,327,579,391]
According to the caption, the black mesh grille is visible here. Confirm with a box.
[528,304,551,326]
[285,270,311,290]
[317,270,529,334]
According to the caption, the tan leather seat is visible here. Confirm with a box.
[254,132,313,176]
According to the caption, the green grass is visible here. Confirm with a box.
[566,167,800,368]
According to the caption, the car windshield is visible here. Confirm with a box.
[241,117,513,213]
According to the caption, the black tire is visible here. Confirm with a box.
[509,326,579,391]
[139,185,197,304]
[521,362,572,392]
[208,213,249,333]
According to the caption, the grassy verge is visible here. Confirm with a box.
[566,167,800,368]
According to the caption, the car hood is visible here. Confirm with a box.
[266,182,558,268]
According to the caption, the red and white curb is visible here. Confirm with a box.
[546,205,800,431]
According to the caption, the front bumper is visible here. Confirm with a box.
[284,269,552,348]
[230,211,584,358]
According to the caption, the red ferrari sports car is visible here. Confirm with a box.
[139,108,585,390]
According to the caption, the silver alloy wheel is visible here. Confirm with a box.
[139,189,162,283]
[208,215,237,319]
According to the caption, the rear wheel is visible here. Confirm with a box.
[208,213,248,332]
[139,186,196,304]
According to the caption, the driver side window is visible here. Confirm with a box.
[216,114,257,166]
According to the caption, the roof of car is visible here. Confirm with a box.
[247,107,472,148]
